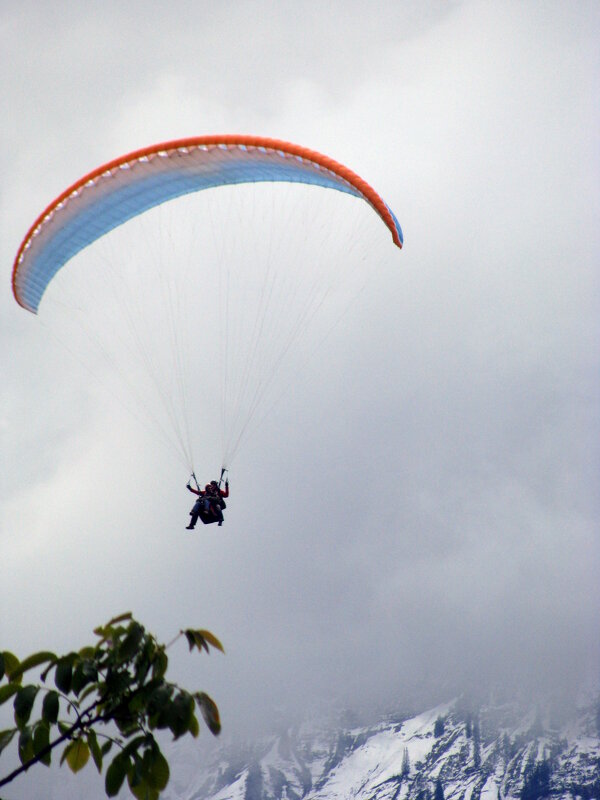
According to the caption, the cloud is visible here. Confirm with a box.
[1,7,599,787]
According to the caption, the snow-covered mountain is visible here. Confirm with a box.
[165,697,600,800]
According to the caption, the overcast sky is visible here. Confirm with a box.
[1,1,599,797]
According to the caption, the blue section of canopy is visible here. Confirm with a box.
[18,157,366,313]
[386,207,403,246]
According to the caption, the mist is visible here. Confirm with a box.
[1,6,598,790]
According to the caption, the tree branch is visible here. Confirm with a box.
[0,702,105,789]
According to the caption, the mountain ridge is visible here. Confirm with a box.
[165,696,600,800]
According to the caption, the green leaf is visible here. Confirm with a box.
[54,659,73,694]
[188,711,200,738]
[7,651,57,683]
[132,641,153,686]
[105,756,128,797]
[18,726,34,764]
[195,629,225,654]
[14,685,38,728]
[72,659,98,695]
[128,774,159,800]
[63,738,90,773]
[182,628,225,655]
[87,729,103,773]
[101,739,113,756]
[151,648,168,680]
[106,611,133,627]
[0,728,17,757]
[120,734,148,761]
[42,690,60,724]
[0,652,4,681]
[127,755,160,800]
[59,740,70,765]
[0,683,19,706]
[2,652,21,684]
[193,632,209,653]
[33,721,51,766]
[104,667,130,697]
[76,682,98,705]
[127,753,144,790]
[195,691,221,735]
[118,622,145,661]
[144,747,170,791]
[128,691,149,714]
[147,684,173,718]
[167,692,194,739]
[40,660,57,682]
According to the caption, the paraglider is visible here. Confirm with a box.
[11,136,403,516]
[186,475,229,529]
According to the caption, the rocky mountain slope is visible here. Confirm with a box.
[165,697,600,800]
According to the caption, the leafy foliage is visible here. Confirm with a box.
[0,613,223,798]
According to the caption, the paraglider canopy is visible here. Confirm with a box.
[12,135,403,471]
[12,135,403,314]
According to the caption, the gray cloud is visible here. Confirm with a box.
[1,5,599,794]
